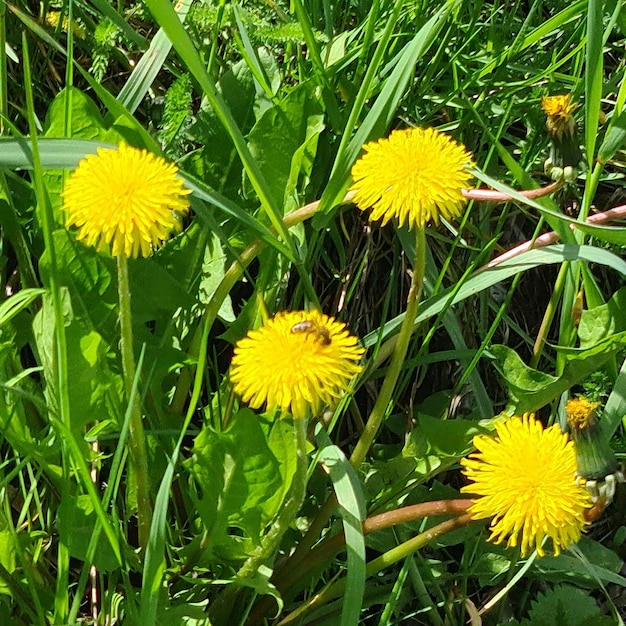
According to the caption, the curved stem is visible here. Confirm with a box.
[482,203,626,270]
[462,180,562,201]
[276,513,475,626]
[117,255,151,551]
[350,226,426,467]
[274,499,470,595]
[530,261,569,369]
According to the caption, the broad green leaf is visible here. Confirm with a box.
[492,332,626,414]
[32,284,122,434]
[39,230,117,337]
[406,414,484,459]
[0,530,17,594]
[267,418,299,507]
[578,286,626,349]
[64,325,123,432]
[58,495,119,572]
[521,584,605,626]
[247,83,324,214]
[43,87,107,140]
[189,409,283,555]
[129,257,196,323]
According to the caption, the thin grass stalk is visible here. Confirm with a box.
[22,32,73,622]
[350,226,426,467]
[117,255,151,551]
[277,513,475,626]
[530,261,569,369]
[67,350,144,623]
[63,0,74,133]
[0,1,7,136]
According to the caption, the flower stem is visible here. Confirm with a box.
[530,261,569,369]
[278,227,427,575]
[350,226,426,467]
[117,255,151,551]
[273,499,471,598]
[276,513,475,626]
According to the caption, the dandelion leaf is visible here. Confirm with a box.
[247,82,324,214]
[58,494,119,572]
[187,409,283,560]
[578,285,626,349]
[492,339,626,414]
[520,584,608,626]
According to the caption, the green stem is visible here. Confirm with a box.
[280,227,427,578]
[23,35,72,621]
[350,226,426,467]
[530,261,569,369]
[277,513,475,626]
[117,255,151,551]
[273,499,470,599]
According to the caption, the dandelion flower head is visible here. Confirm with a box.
[230,310,364,420]
[350,127,474,230]
[566,397,600,431]
[62,143,191,258]
[541,94,577,139]
[461,414,591,557]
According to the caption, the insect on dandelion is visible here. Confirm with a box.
[461,414,591,557]
[350,127,475,230]
[230,310,364,420]
[62,143,191,258]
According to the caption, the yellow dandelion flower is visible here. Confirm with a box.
[62,143,191,258]
[566,397,600,431]
[230,310,365,420]
[350,127,474,230]
[541,94,577,139]
[461,414,591,557]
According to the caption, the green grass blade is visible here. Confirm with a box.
[142,0,295,257]
[117,0,193,113]
[316,0,459,223]
[600,355,626,441]
[365,245,626,348]
[315,424,366,626]
[584,0,604,169]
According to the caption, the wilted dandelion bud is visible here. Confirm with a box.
[541,95,584,183]
[566,397,624,505]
